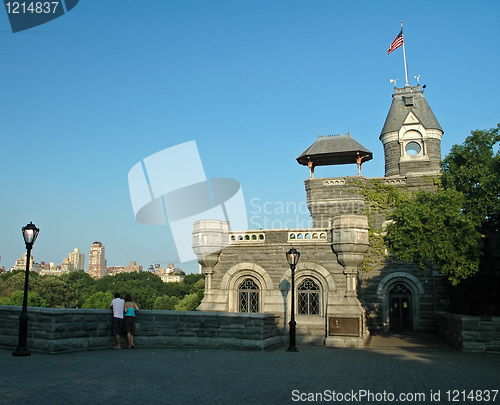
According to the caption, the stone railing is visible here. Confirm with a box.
[0,305,282,354]
[436,312,500,353]
[229,231,266,243]
[287,229,329,243]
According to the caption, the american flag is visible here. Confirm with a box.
[387,30,404,54]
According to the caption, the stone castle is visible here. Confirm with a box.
[192,83,449,347]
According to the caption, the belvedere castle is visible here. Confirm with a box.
[192,83,448,347]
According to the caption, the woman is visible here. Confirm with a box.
[123,293,139,349]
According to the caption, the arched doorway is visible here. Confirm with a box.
[389,283,412,331]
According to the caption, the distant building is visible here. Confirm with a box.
[160,273,185,283]
[88,241,107,278]
[125,261,143,273]
[61,248,85,273]
[68,248,85,271]
[154,263,185,283]
[11,252,34,272]
[39,262,62,276]
[108,266,125,275]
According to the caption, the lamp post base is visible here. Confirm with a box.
[12,348,31,357]
[13,313,30,357]
[286,346,299,352]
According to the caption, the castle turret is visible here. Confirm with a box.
[380,85,443,177]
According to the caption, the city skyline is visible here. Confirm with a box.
[8,242,177,277]
[1,1,499,274]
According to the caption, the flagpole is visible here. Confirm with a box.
[401,20,409,86]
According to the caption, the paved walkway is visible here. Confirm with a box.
[1,334,499,404]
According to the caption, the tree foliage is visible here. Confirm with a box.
[8,290,48,308]
[5,271,40,292]
[82,291,115,309]
[385,124,500,292]
[0,268,204,310]
[385,189,482,284]
[34,276,76,308]
[60,271,94,307]
[441,124,500,230]
[175,291,204,311]
[153,295,180,310]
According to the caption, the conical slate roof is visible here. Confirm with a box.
[297,133,373,166]
[380,85,442,138]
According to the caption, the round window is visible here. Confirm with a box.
[405,141,421,156]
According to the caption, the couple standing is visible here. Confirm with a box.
[109,293,139,349]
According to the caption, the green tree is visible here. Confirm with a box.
[93,272,169,310]
[0,279,15,300]
[60,271,95,307]
[183,273,205,286]
[34,277,76,308]
[82,291,114,309]
[8,290,48,308]
[153,295,180,310]
[441,124,500,272]
[385,125,500,312]
[5,271,40,292]
[175,291,203,311]
[385,189,482,284]
[441,124,500,229]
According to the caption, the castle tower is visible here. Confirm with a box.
[380,85,443,177]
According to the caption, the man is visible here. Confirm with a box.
[108,293,125,349]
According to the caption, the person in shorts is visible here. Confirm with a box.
[108,293,125,349]
[123,293,139,349]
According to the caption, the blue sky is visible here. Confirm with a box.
[1,1,499,274]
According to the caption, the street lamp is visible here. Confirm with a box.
[13,222,40,357]
[286,247,300,352]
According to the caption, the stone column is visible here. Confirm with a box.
[326,214,370,347]
[192,220,229,311]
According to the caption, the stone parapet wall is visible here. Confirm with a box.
[436,312,500,353]
[0,306,282,353]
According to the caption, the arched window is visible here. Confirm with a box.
[297,278,320,315]
[238,278,260,313]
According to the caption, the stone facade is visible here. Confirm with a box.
[193,84,450,347]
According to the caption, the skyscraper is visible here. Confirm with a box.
[88,241,107,278]
[64,248,85,271]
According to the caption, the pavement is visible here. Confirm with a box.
[1,334,499,405]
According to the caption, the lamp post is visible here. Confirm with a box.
[13,222,39,357]
[286,247,300,352]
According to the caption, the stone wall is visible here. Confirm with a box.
[436,312,500,353]
[0,305,282,353]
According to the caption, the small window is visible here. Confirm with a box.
[403,96,414,106]
[405,141,421,156]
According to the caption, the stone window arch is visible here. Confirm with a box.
[238,278,260,313]
[297,278,321,315]
[401,129,426,158]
